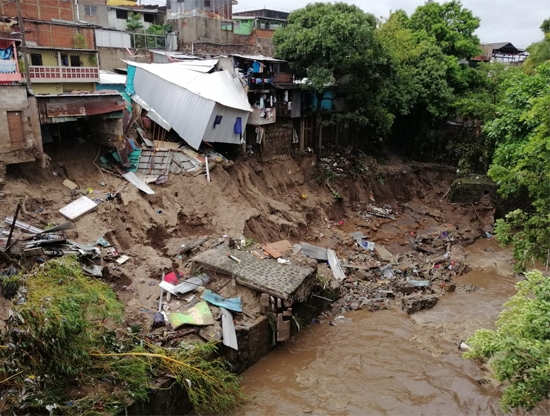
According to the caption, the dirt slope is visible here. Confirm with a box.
[0,143,489,326]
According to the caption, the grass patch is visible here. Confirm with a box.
[0,256,244,415]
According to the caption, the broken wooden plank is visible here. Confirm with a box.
[262,244,282,259]
[221,308,238,350]
[268,240,293,254]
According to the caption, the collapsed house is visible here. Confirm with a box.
[126,61,252,150]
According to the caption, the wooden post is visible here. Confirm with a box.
[299,116,305,152]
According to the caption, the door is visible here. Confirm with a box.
[7,111,25,147]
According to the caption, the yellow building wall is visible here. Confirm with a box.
[63,82,94,92]
[39,50,58,66]
[29,50,97,67]
[31,83,62,95]
[31,82,94,95]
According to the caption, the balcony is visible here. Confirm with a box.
[0,60,22,83]
[29,66,99,83]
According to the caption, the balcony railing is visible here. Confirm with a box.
[28,66,99,83]
[0,60,22,83]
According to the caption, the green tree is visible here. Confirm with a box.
[273,2,393,151]
[126,12,144,32]
[145,23,171,48]
[378,10,454,118]
[485,63,550,269]
[524,28,550,74]
[465,270,550,412]
[408,0,481,59]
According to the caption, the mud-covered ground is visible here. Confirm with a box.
[0,143,494,331]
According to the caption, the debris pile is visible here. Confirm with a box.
[293,226,470,315]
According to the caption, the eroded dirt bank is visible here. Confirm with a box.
[0,143,498,412]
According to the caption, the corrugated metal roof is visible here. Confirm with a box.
[27,45,98,52]
[130,63,251,150]
[128,62,251,112]
[99,71,126,85]
[231,54,285,63]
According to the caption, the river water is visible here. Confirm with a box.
[239,239,542,415]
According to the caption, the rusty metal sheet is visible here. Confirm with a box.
[46,100,126,118]
[84,100,126,116]
[46,102,86,117]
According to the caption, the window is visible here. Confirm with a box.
[70,55,81,67]
[60,54,68,66]
[84,5,97,16]
[30,53,42,66]
[143,13,154,23]
[221,21,233,31]
[116,9,128,19]
[204,0,210,7]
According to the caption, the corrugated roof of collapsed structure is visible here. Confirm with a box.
[99,70,126,85]
[128,61,251,112]
[127,61,251,150]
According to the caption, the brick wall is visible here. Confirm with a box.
[0,0,74,21]
[25,21,95,49]
[0,85,42,165]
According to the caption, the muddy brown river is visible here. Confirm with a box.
[239,240,547,415]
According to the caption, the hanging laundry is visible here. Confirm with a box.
[252,60,261,72]
[292,128,299,144]
[259,96,265,109]
[287,101,292,111]
[270,96,273,107]
[255,126,265,144]
[284,90,289,103]
[234,117,242,135]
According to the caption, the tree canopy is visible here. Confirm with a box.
[408,0,481,59]
[273,2,394,140]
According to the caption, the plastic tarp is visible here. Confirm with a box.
[233,19,254,35]
[201,289,242,312]
[125,64,136,96]
[167,301,214,329]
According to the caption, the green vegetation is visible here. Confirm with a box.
[0,257,244,414]
[485,63,550,270]
[465,271,550,411]
[125,12,144,33]
[73,33,87,49]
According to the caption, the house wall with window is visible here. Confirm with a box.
[107,7,159,31]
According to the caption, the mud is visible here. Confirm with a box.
[240,239,547,415]
[0,142,505,412]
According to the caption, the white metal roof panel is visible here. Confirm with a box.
[99,71,126,85]
[128,62,251,112]
[231,54,286,63]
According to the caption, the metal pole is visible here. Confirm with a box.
[6,202,21,249]
[15,0,33,95]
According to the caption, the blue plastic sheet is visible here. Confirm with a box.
[126,65,136,96]
[201,289,242,313]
